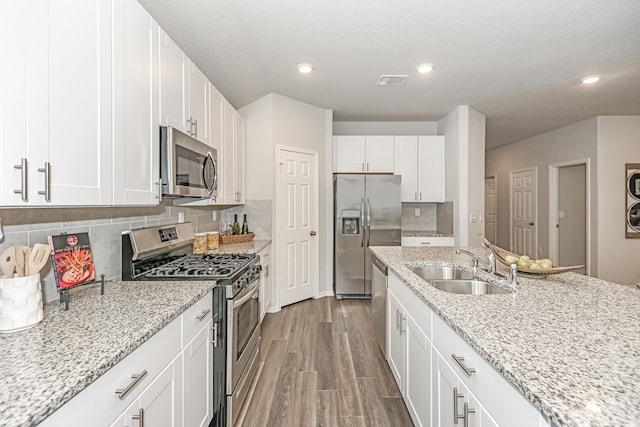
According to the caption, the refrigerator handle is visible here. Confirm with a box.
[366,198,371,246]
[360,198,365,248]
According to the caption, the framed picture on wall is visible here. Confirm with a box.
[625,163,640,238]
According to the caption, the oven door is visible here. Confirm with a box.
[227,276,260,393]
[161,126,218,198]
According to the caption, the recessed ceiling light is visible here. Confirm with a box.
[585,403,602,414]
[297,63,314,74]
[581,75,600,84]
[417,63,434,74]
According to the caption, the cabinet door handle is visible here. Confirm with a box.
[419,192,422,201]
[193,119,198,138]
[13,158,28,201]
[196,308,211,321]
[420,242,431,245]
[453,387,463,424]
[131,408,144,427]
[37,162,51,202]
[361,162,365,172]
[463,402,476,427]
[115,370,148,400]
[399,314,406,334]
[366,162,370,171]
[212,322,218,347]
[155,181,162,200]
[451,354,476,377]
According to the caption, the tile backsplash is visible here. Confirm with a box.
[0,199,272,304]
[401,201,454,235]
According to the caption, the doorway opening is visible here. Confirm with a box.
[549,159,590,275]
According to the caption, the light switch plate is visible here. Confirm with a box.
[212,211,217,221]
[178,212,184,223]
[414,208,420,217]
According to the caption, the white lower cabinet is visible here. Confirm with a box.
[387,274,432,427]
[258,244,272,321]
[183,321,213,427]
[41,291,213,427]
[387,271,544,427]
[110,353,183,427]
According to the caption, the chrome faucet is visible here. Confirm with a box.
[455,249,496,274]
[509,264,518,290]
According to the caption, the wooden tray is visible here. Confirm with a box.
[220,232,255,245]
[478,234,583,275]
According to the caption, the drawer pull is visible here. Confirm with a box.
[132,408,144,426]
[420,242,432,245]
[115,370,148,400]
[196,309,211,321]
[451,354,476,377]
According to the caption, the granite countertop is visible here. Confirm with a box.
[210,239,271,254]
[401,229,454,237]
[369,245,640,427]
[0,280,216,427]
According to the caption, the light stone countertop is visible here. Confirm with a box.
[209,239,271,255]
[401,229,454,237]
[0,280,216,427]
[369,245,640,427]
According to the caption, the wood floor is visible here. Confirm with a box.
[237,297,414,427]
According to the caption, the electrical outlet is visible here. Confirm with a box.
[212,211,217,221]
[414,208,420,217]
[178,212,184,223]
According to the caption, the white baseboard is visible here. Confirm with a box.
[315,290,335,299]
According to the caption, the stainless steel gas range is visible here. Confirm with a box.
[122,222,261,427]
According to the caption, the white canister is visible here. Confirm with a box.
[0,273,44,333]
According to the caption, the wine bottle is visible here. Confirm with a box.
[232,214,241,235]
[241,214,249,234]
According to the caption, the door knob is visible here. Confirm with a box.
[528,222,534,226]
[310,231,317,236]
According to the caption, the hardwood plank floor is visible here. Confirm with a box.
[237,297,414,427]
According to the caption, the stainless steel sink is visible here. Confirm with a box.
[410,266,474,281]
[430,279,511,295]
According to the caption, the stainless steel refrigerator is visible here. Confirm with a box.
[334,174,401,297]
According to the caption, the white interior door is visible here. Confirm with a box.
[484,176,497,244]
[510,169,537,256]
[277,147,319,307]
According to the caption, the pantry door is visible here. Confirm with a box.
[277,146,319,307]
[510,168,537,257]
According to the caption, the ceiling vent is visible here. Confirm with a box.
[377,75,409,86]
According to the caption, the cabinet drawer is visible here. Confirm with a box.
[182,291,213,347]
[433,315,539,427]
[401,236,454,247]
[41,318,181,426]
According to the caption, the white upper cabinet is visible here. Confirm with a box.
[221,101,245,204]
[208,83,224,154]
[187,62,209,144]
[112,0,160,205]
[394,135,445,202]
[333,135,394,173]
[1,0,112,206]
[159,29,187,132]
[159,30,209,145]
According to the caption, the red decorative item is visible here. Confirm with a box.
[48,232,96,291]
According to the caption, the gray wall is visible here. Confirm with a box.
[485,117,598,271]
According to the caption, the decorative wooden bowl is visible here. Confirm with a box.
[478,234,583,275]
[220,232,255,245]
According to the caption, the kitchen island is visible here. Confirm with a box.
[370,245,640,427]
[0,280,215,427]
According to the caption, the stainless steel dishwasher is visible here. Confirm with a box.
[371,255,387,358]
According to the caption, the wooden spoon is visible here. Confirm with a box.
[23,247,32,276]
[1,247,16,278]
[13,246,26,277]
[27,243,51,276]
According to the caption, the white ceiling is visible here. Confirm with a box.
[138,0,640,149]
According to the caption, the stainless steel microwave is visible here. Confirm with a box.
[160,126,218,199]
